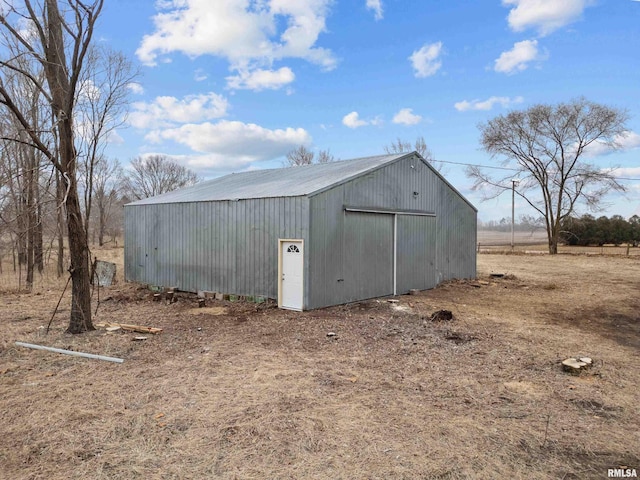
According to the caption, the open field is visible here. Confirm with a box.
[477,229,549,247]
[478,230,640,256]
[0,248,639,479]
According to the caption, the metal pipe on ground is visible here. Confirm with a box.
[15,341,124,364]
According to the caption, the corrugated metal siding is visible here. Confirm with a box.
[342,155,441,211]
[434,184,477,283]
[124,197,309,299]
[306,187,346,308]
[308,154,476,309]
[396,215,437,293]
[343,212,394,301]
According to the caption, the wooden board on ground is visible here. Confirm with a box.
[186,306,228,316]
[96,322,163,334]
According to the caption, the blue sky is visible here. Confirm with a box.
[99,0,640,221]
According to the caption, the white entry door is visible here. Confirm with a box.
[279,240,304,310]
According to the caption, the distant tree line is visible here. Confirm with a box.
[560,214,640,247]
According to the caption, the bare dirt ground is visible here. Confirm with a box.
[0,249,638,479]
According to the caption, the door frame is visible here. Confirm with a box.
[278,238,304,311]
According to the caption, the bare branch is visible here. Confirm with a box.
[384,136,436,166]
[121,155,200,201]
[286,145,314,166]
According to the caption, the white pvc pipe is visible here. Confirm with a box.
[15,341,124,364]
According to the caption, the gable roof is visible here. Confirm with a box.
[127,153,409,205]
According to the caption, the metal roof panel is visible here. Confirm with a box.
[127,153,407,205]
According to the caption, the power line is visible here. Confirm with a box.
[430,158,518,172]
[429,158,640,181]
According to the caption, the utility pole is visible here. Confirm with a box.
[511,179,520,251]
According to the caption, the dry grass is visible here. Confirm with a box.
[477,230,640,256]
[480,243,640,256]
[0,243,126,293]
[1,249,639,479]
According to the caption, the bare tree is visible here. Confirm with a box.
[316,149,336,164]
[121,155,200,200]
[91,156,122,246]
[384,136,434,162]
[286,145,315,166]
[467,98,629,254]
[54,169,65,277]
[286,145,336,166]
[0,36,50,289]
[77,47,136,242]
[0,0,106,333]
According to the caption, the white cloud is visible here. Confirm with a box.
[226,67,295,91]
[494,39,544,74]
[392,108,422,125]
[609,166,640,178]
[342,111,381,129]
[586,131,640,157]
[366,0,383,20]
[194,69,208,82]
[136,0,336,90]
[454,96,524,112]
[77,79,101,102]
[129,92,229,129]
[342,112,367,128]
[148,120,312,161]
[127,82,145,95]
[614,131,640,150]
[409,42,443,78]
[137,152,258,175]
[503,0,593,36]
[106,130,125,145]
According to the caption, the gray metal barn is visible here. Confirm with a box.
[124,152,477,310]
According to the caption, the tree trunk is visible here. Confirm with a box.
[547,219,559,255]
[35,187,44,274]
[23,152,35,289]
[43,0,93,332]
[64,173,94,333]
[11,232,16,273]
[16,219,27,267]
[26,215,34,289]
[98,202,106,246]
[35,206,43,274]
[56,170,65,278]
